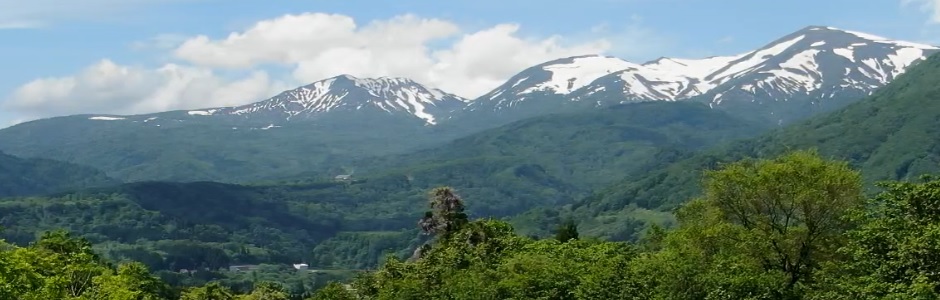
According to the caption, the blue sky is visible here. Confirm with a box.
[0,0,938,127]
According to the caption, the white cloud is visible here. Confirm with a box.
[4,59,285,118]
[903,0,940,23]
[0,0,201,26]
[130,33,190,50]
[0,20,43,30]
[174,12,612,97]
[4,12,665,120]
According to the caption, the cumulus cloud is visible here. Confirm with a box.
[4,12,650,120]
[5,59,285,118]
[0,20,42,30]
[904,0,940,23]
[0,0,200,27]
[174,13,611,97]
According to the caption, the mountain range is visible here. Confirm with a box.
[0,25,936,183]
[465,26,939,125]
[564,49,940,240]
[6,23,940,276]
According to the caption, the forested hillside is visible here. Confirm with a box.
[314,151,940,299]
[0,151,119,197]
[567,51,940,240]
[0,113,462,183]
[0,180,419,271]
[355,101,766,191]
[8,151,940,299]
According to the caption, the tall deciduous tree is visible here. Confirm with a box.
[554,219,579,242]
[180,282,236,300]
[641,150,864,299]
[418,187,468,239]
[702,150,863,288]
[812,176,940,299]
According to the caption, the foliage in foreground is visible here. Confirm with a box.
[315,150,940,299]
[0,231,315,299]
[6,150,940,299]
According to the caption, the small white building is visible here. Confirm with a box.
[292,263,309,270]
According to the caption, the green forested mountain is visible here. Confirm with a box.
[569,51,940,240]
[321,151,940,300]
[0,151,119,197]
[0,180,424,271]
[271,101,767,237]
[7,152,940,299]
[0,113,462,183]
[6,40,940,300]
[0,100,765,275]
[356,101,766,191]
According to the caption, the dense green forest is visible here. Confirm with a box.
[0,113,465,183]
[0,151,119,198]
[355,101,765,191]
[0,101,767,281]
[562,51,940,239]
[0,180,424,273]
[6,151,940,299]
[318,150,940,299]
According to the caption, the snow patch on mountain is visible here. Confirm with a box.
[88,116,125,121]
[199,75,466,125]
[706,34,806,86]
[522,55,639,94]
[470,26,939,115]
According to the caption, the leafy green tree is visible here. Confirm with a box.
[0,240,49,299]
[307,282,356,300]
[554,218,579,242]
[702,150,863,288]
[180,282,236,300]
[418,187,469,239]
[31,230,110,299]
[812,176,940,299]
[638,150,864,299]
[79,262,173,300]
[237,281,289,300]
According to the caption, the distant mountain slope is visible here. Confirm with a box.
[0,151,118,197]
[0,76,470,183]
[460,55,634,121]
[362,101,766,192]
[0,101,766,270]
[204,75,468,125]
[256,101,766,233]
[568,51,940,240]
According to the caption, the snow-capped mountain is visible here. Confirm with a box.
[190,75,467,125]
[465,55,638,111]
[466,25,939,124]
[692,26,938,115]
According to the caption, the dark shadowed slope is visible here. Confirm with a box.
[0,151,119,197]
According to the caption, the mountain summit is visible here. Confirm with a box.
[463,25,939,124]
[192,75,468,125]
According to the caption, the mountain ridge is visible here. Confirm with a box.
[565,49,940,240]
[464,25,939,125]
[10,25,934,129]
[1,24,936,184]
[0,151,120,197]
